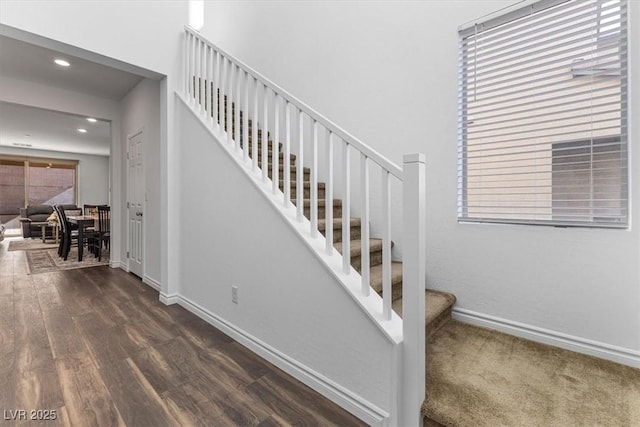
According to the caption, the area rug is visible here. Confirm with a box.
[8,239,58,251]
[26,247,110,274]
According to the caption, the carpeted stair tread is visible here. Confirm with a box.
[249,151,296,161]
[291,198,342,208]
[334,238,383,258]
[317,217,360,231]
[370,261,403,301]
[293,198,343,219]
[392,290,456,338]
[318,217,361,242]
[422,320,640,427]
[277,165,310,173]
[280,180,326,190]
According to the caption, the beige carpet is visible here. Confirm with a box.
[8,238,57,251]
[423,321,640,427]
[26,247,110,274]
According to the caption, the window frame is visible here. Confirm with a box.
[457,0,629,229]
[0,154,79,210]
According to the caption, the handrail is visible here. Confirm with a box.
[185,26,403,179]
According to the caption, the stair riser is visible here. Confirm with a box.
[290,199,343,219]
[349,249,383,271]
[294,187,325,200]
[303,205,343,220]
[247,148,291,159]
[269,171,311,183]
[319,223,361,243]
[250,154,298,167]
[426,307,453,339]
[375,280,403,302]
[279,183,325,199]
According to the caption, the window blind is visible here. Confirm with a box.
[458,0,628,227]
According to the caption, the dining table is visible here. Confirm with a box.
[67,215,96,261]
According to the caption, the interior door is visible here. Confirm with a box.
[127,130,144,277]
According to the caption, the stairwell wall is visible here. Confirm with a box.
[202,0,640,362]
[176,98,396,421]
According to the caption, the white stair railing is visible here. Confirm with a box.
[182,26,425,425]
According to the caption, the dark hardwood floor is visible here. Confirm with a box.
[0,240,366,426]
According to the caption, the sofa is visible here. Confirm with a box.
[19,204,78,239]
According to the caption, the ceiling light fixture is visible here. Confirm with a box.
[77,128,87,133]
[86,117,97,123]
[54,58,71,67]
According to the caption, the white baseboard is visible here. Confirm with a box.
[453,307,640,369]
[142,275,161,291]
[159,292,179,305]
[110,260,124,269]
[176,294,388,426]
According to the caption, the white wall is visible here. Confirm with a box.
[120,78,162,286]
[177,100,395,419]
[0,146,109,206]
[202,1,640,362]
[0,1,188,296]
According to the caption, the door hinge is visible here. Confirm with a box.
[127,202,130,208]
[127,251,130,258]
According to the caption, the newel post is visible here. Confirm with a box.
[400,153,426,427]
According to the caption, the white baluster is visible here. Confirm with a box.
[272,94,280,194]
[252,77,259,172]
[262,85,269,182]
[200,40,206,115]
[310,120,318,237]
[203,45,209,116]
[190,35,196,104]
[296,110,305,222]
[220,56,227,135]
[284,102,291,206]
[342,142,351,274]
[325,132,334,254]
[226,59,232,142]
[215,51,222,129]
[183,31,188,95]
[228,61,234,146]
[381,169,392,320]
[243,70,249,162]
[209,46,218,124]
[360,154,370,296]
[235,65,242,152]
[197,40,203,113]
[211,50,218,128]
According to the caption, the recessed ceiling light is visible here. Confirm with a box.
[23,134,31,138]
[77,128,87,133]
[86,117,97,123]
[54,58,71,67]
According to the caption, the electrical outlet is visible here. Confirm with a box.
[232,285,238,304]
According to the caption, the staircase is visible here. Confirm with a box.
[184,27,454,425]
[247,119,456,330]
[239,101,458,425]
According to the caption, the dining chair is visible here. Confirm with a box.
[56,205,78,260]
[53,205,65,257]
[83,204,106,233]
[94,206,110,261]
